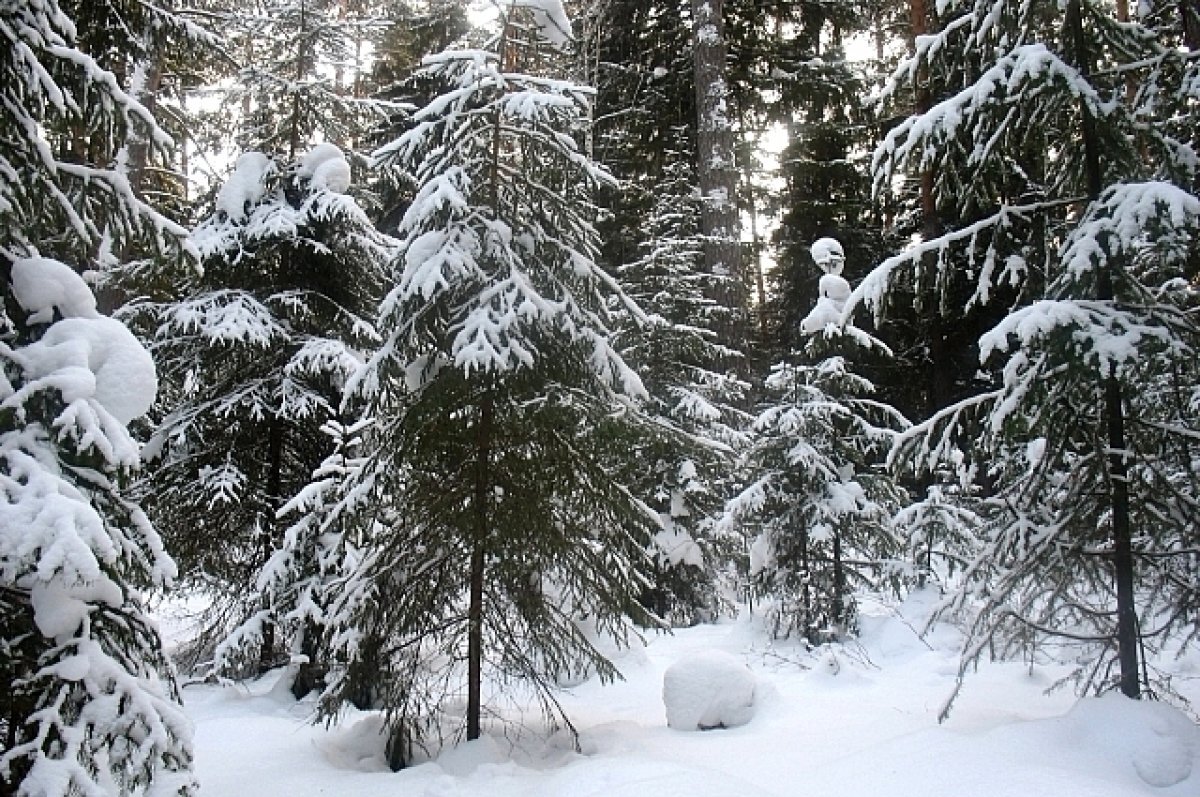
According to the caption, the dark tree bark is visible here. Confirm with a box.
[259,418,285,675]
[467,395,493,741]
[1182,0,1200,49]
[1066,0,1140,699]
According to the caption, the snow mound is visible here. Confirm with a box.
[11,256,99,324]
[299,143,352,193]
[663,649,757,731]
[217,152,272,221]
[1058,694,1198,788]
[24,316,158,424]
[315,713,390,772]
[435,735,508,776]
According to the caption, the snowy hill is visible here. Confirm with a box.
[180,594,1200,796]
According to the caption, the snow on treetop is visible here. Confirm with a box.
[299,143,352,193]
[298,143,344,177]
[12,256,99,324]
[20,316,158,426]
[217,152,273,222]
[810,237,845,270]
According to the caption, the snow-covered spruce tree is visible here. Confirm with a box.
[131,145,390,678]
[1,2,197,793]
[861,0,1200,707]
[615,144,751,625]
[724,243,907,643]
[891,480,983,592]
[324,5,660,767]
[0,263,195,796]
[244,415,372,699]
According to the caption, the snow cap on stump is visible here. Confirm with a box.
[663,649,757,731]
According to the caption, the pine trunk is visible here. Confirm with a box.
[907,0,956,413]
[467,395,493,740]
[259,418,285,674]
[1067,0,1141,698]
[691,0,744,354]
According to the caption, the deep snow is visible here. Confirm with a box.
[178,592,1200,796]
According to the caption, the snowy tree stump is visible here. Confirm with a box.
[663,650,757,731]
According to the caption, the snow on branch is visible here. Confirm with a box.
[875,44,1112,189]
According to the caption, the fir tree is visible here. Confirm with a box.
[725,243,907,643]
[862,0,1200,707]
[128,145,390,677]
[1,2,197,791]
[615,139,751,625]
[322,5,660,767]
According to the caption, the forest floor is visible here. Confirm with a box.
[175,591,1200,796]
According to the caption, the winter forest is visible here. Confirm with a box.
[2,0,1200,794]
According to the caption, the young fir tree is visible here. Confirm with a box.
[320,4,661,767]
[861,0,1200,708]
[615,138,751,625]
[1,2,197,793]
[129,145,390,678]
[724,242,907,643]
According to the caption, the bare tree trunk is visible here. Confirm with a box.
[691,0,744,354]
[907,0,956,412]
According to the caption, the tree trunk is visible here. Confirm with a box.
[290,619,321,699]
[1066,0,1140,699]
[831,531,846,636]
[467,395,493,740]
[691,0,744,355]
[907,0,955,413]
[259,418,285,675]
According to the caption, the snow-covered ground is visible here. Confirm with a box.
[179,593,1200,796]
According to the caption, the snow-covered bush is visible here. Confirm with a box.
[662,650,757,731]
